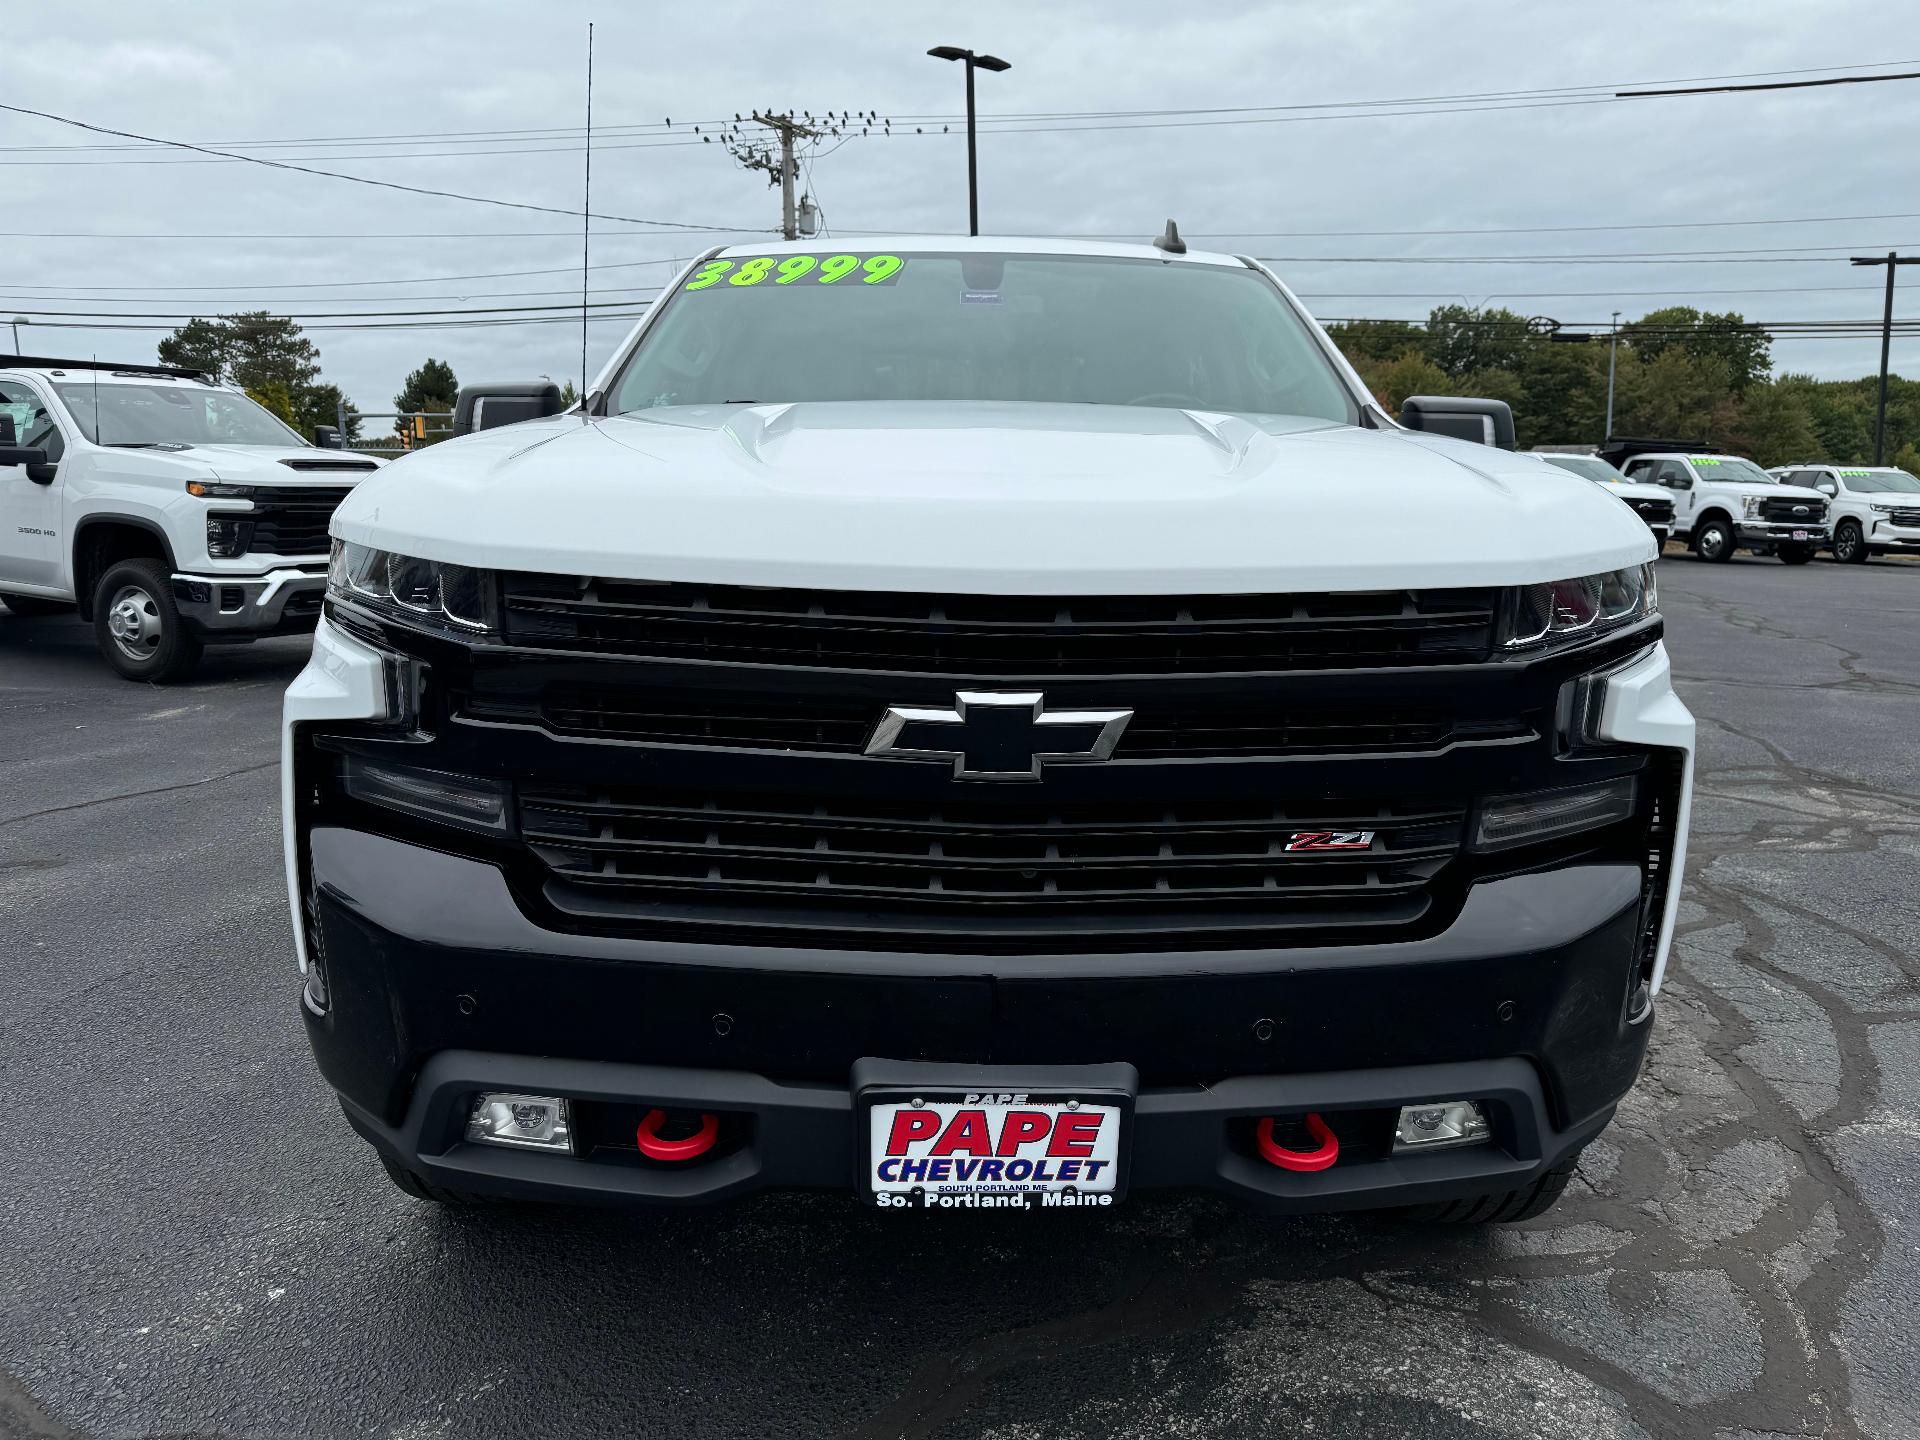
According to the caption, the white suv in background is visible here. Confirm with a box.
[1767,463,1920,563]
[1533,451,1676,548]
[1608,447,1829,564]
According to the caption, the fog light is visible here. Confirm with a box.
[466,1092,572,1152]
[1393,1100,1491,1152]
[340,755,511,835]
[1473,775,1636,852]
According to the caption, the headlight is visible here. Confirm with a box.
[1500,564,1656,652]
[327,540,498,635]
[1741,495,1765,519]
[186,480,255,499]
[1870,501,1900,513]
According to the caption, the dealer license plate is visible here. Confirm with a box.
[865,1091,1127,1210]
[1793,529,1809,540]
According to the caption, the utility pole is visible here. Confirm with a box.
[1605,310,1621,442]
[1850,251,1920,463]
[727,113,829,240]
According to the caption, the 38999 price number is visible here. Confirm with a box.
[683,254,905,290]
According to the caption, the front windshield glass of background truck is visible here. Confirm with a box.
[1692,456,1777,485]
[1845,468,1920,492]
[611,252,1358,424]
[1540,454,1626,483]
[53,382,307,447]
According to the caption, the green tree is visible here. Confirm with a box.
[1424,305,1529,379]
[1726,382,1821,466]
[304,382,362,442]
[393,358,459,446]
[1621,307,1770,392]
[158,312,341,441]
[555,379,581,409]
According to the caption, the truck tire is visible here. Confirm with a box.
[1694,517,1736,563]
[1833,520,1869,564]
[1,594,72,617]
[378,1155,497,1206]
[1778,544,1816,565]
[1402,1149,1581,1224]
[93,557,203,682]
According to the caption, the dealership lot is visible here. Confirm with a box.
[1,554,1917,1440]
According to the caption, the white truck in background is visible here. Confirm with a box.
[1602,442,1830,564]
[1532,450,1676,548]
[0,355,381,680]
[1766,462,1920,563]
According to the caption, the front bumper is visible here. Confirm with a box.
[1735,521,1829,546]
[173,567,326,639]
[1866,519,1920,550]
[308,822,1643,1209]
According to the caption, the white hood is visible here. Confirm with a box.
[85,444,381,487]
[331,402,1657,594]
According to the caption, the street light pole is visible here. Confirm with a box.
[1605,310,1620,442]
[1850,251,1920,464]
[927,46,1011,236]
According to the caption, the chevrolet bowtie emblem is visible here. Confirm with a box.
[864,690,1133,782]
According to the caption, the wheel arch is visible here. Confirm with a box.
[70,517,178,622]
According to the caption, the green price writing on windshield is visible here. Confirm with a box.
[683,254,905,291]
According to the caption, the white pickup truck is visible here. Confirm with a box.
[0,355,381,680]
[1604,444,1830,564]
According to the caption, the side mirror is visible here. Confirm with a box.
[1399,395,1517,450]
[1816,481,1838,497]
[312,425,344,450]
[451,381,565,438]
[0,444,54,484]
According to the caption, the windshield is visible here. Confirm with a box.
[1539,454,1627,483]
[54,382,306,447]
[1843,468,1920,493]
[1691,456,1776,485]
[610,251,1357,423]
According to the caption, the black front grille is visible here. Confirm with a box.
[520,783,1463,933]
[1628,497,1675,525]
[467,687,1528,759]
[1758,496,1826,524]
[242,485,355,557]
[498,577,1499,675]
[1887,507,1920,527]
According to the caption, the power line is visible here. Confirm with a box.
[1618,70,1920,99]
[0,100,764,232]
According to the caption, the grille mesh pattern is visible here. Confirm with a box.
[498,577,1499,675]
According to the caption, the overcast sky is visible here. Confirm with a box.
[7,0,1920,417]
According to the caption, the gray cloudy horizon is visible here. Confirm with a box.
[7,0,1920,416]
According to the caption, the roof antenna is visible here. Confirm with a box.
[1152,218,1186,255]
[578,21,594,415]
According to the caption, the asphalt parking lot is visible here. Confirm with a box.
[2,552,1918,1440]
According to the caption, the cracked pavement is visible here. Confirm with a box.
[1,552,1917,1440]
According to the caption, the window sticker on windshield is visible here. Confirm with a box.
[1690,456,1720,466]
[1842,469,1872,477]
[683,254,905,291]
[960,289,1003,305]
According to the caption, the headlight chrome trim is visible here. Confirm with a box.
[1499,564,1657,655]
[326,540,500,639]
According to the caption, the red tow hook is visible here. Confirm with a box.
[1255,1112,1340,1172]
[635,1108,720,1162]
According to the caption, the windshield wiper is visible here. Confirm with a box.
[107,440,193,450]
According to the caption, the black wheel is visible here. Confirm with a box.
[91,557,202,682]
[378,1155,495,1206]
[1,593,72,617]
[1833,520,1868,564]
[1778,543,1816,565]
[1402,1149,1581,1224]
[1694,517,1736,563]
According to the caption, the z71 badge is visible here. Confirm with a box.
[1284,830,1376,852]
